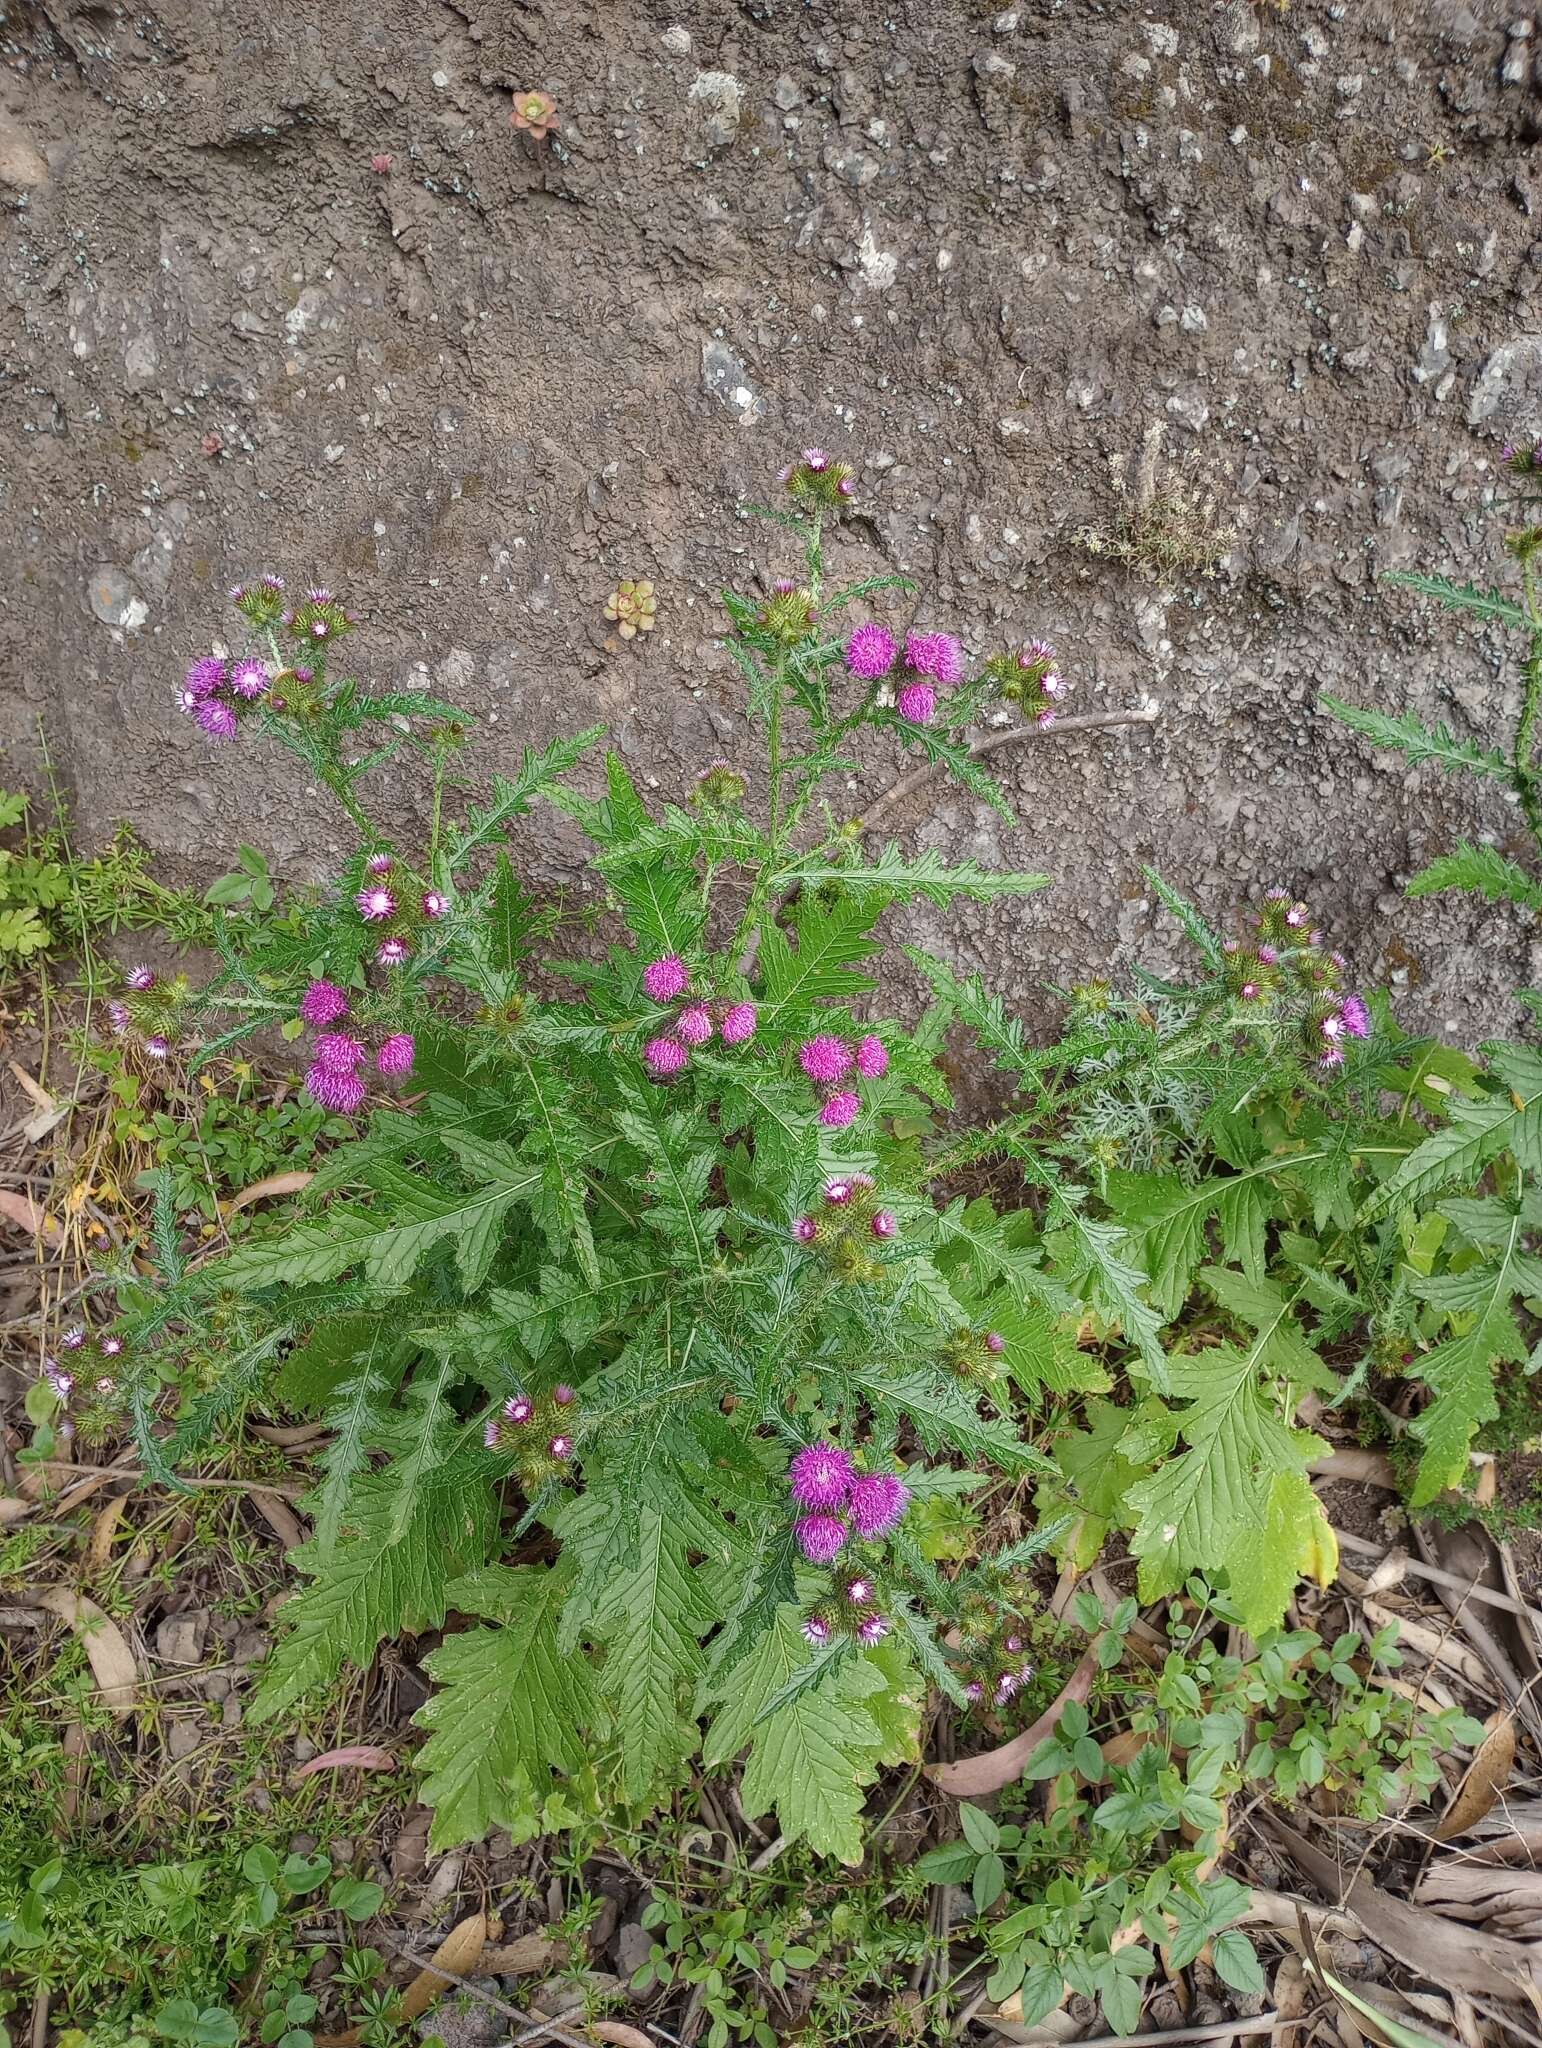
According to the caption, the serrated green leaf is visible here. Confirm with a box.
[776,844,1048,909]
[1321,696,1509,782]
[1405,840,1542,914]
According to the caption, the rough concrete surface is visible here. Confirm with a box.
[4,0,1542,1040]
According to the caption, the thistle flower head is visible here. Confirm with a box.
[365,852,393,875]
[422,889,450,919]
[848,1472,908,1540]
[643,954,689,1002]
[123,964,155,993]
[965,1680,985,1703]
[95,1375,117,1396]
[693,761,748,809]
[794,1513,849,1564]
[788,1441,854,1510]
[995,1671,1020,1703]
[675,1004,713,1047]
[792,1215,819,1243]
[305,1061,368,1114]
[802,1612,833,1646]
[846,623,898,680]
[644,1035,689,1079]
[377,937,410,967]
[1339,993,1370,1039]
[60,1326,86,1351]
[290,590,352,644]
[195,697,239,741]
[548,1433,574,1460]
[823,1178,852,1206]
[484,1416,502,1448]
[376,1033,416,1078]
[100,1335,124,1358]
[904,631,966,685]
[720,1001,758,1046]
[356,885,396,922]
[857,1613,890,1647]
[781,453,856,510]
[870,1210,897,1239]
[819,1090,861,1129]
[552,1383,576,1406]
[895,679,938,726]
[854,1034,888,1079]
[985,1330,1006,1354]
[299,980,349,1027]
[143,1035,171,1060]
[800,1034,853,1084]
[43,1361,72,1402]
[505,1394,534,1425]
[106,1001,131,1035]
[230,657,270,700]
[759,586,816,644]
[184,655,227,702]
[844,1577,874,1605]
[314,1031,367,1074]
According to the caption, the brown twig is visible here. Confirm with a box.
[857,700,1161,837]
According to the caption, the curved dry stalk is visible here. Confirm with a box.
[858,699,1162,837]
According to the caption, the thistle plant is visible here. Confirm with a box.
[62,451,1535,1889]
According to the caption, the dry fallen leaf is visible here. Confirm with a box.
[291,1744,396,1782]
[37,1589,140,1717]
[249,1489,306,1551]
[86,1497,128,1572]
[590,2026,658,2048]
[225,1168,314,1216]
[1265,1813,1542,2004]
[479,1933,566,1974]
[926,1645,1100,1797]
[1433,1711,1516,1842]
[1416,1863,1542,1941]
[315,1912,486,2048]
[0,1188,61,1241]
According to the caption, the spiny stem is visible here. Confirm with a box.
[1519,562,1542,853]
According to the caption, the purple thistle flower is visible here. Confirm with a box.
[356,885,395,922]
[184,655,227,701]
[849,1172,875,1191]
[844,1577,873,1605]
[870,1210,897,1239]
[377,937,410,967]
[106,1001,131,1036]
[995,1671,1020,1703]
[300,980,350,1027]
[1025,637,1056,664]
[376,1033,415,1078]
[95,1375,117,1396]
[644,1035,689,1079]
[552,1383,576,1406]
[1320,1014,1343,1043]
[125,965,156,992]
[60,1326,86,1351]
[819,1091,861,1129]
[772,576,796,595]
[857,1613,890,1647]
[1004,1634,1024,1654]
[904,631,966,685]
[505,1394,534,1424]
[305,1061,368,1114]
[837,476,854,497]
[1285,905,1307,927]
[848,1472,908,1540]
[196,697,239,741]
[143,1035,170,1060]
[548,1434,574,1460]
[1340,993,1370,1039]
[1239,982,1260,1002]
[422,890,450,919]
[44,1362,72,1402]
[802,447,829,470]
[261,574,285,593]
[1258,945,1279,966]
[823,1178,852,1206]
[800,1035,853,1084]
[643,954,689,1002]
[896,680,938,726]
[365,852,392,875]
[720,1001,758,1046]
[965,1680,984,1703]
[792,1215,818,1243]
[846,623,898,680]
[803,1613,833,1646]
[676,1004,714,1047]
[484,1416,502,1449]
[1318,1045,1345,1073]
[230,657,270,700]
[795,1513,849,1564]
[1042,671,1067,699]
[99,1335,124,1358]
[314,1031,367,1074]
[855,1034,888,1079]
[789,1441,855,1510]
[985,1331,1006,1355]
